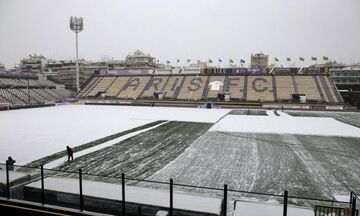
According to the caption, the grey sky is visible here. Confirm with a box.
[0,0,359,68]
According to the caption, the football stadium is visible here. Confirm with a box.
[1,64,360,216]
[1,0,360,215]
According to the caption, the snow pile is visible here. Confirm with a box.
[210,115,360,137]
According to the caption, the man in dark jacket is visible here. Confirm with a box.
[66,146,74,162]
[6,156,16,171]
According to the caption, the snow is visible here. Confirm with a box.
[53,121,212,181]
[44,121,169,169]
[333,194,350,202]
[2,105,359,214]
[0,170,28,183]
[285,110,360,128]
[0,105,230,164]
[147,130,360,201]
[26,177,222,215]
[266,110,276,117]
[233,200,313,216]
[209,115,360,137]
[277,111,292,117]
[266,110,292,117]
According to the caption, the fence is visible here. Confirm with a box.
[0,163,358,216]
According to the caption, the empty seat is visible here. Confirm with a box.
[295,76,322,101]
[117,76,151,99]
[246,76,274,102]
[275,76,296,101]
[177,76,207,100]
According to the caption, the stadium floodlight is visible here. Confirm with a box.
[70,16,84,92]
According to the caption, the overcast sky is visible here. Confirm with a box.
[0,0,360,68]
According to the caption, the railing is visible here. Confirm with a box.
[1,163,357,216]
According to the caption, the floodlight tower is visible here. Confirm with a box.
[70,16,84,92]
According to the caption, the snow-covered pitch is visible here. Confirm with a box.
[0,105,229,164]
[1,105,360,208]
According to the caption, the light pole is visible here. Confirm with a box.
[27,66,30,104]
[70,16,84,92]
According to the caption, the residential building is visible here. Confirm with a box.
[250,53,269,68]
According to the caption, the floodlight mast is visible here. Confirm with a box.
[70,16,84,92]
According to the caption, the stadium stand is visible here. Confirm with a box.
[225,76,245,101]
[0,76,74,107]
[295,76,322,102]
[117,76,151,99]
[177,76,208,100]
[0,78,57,88]
[107,77,129,97]
[0,78,23,86]
[87,76,115,97]
[57,89,73,98]
[327,77,343,102]
[205,76,226,99]
[275,76,296,101]
[317,76,343,103]
[77,76,101,97]
[246,76,275,102]
[0,93,8,104]
[32,88,55,101]
[0,89,25,105]
[139,76,169,98]
[43,88,61,100]
[79,75,343,104]
[162,76,185,99]
[12,89,38,103]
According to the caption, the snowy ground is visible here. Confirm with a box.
[1,105,360,215]
[209,115,360,137]
[233,201,313,216]
[26,177,222,215]
[44,121,169,169]
[0,170,29,183]
[285,110,360,128]
[0,105,229,164]
[146,131,360,200]
[55,121,212,180]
